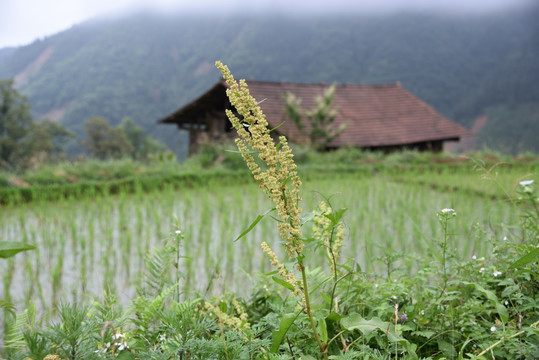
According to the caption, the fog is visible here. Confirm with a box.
[0,0,535,48]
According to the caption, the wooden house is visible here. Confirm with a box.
[159,80,470,155]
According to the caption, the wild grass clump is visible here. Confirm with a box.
[1,64,537,359]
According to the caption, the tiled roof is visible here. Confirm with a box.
[160,80,470,147]
[245,81,470,147]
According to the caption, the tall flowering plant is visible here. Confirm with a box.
[215,61,346,359]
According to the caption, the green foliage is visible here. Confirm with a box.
[284,85,347,150]
[0,79,74,169]
[82,116,134,160]
[1,180,538,358]
[24,119,75,163]
[0,239,35,343]
[0,79,33,168]
[119,117,167,160]
[81,116,167,161]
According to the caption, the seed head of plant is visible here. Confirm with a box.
[216,61,303,257]
[261,241,301,297]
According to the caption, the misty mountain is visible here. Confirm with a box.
[0,8,538,156]
[0,47,17,66]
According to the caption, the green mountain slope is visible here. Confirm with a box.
[0,8,538,157]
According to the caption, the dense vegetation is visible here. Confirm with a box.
[0,63,537,359]
[2,151,538,359]
[0,6,538,157]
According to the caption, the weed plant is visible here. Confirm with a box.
[0,65,537,359]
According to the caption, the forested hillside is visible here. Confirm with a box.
[0,7,538,157]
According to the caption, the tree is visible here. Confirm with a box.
[118,117,166,160]
[23,120,75,166]
[284,85,347,150]
[82,117,134,159]
[0,79,33,168]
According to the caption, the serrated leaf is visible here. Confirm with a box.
[437,339,456,358]
[463,282,508,323]
[341,314,389,337]
[413,330,435,338]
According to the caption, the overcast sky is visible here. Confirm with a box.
[0,0,533,49]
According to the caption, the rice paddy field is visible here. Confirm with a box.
[2,162,534,323]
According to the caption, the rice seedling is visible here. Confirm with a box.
[0,164,519,322]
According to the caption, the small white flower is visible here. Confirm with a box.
[519,180,534,186]
[175,230,182,234]
[391,295,397,300]
[374,284,379,288]
[112,333,124,340]
[479,267,485,273]
[472,255,477,260]
[117,342,129,351]
[440,208,455,214]
[490,326,496,332]
[505,300,509,306]
[159,334,167,342]
[420,310,425,315]
[503,236,508,241]
[493,271,502,277]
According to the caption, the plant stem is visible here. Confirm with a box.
[298,258,328,360]
[476,320,539,357]
[440,217,448,295]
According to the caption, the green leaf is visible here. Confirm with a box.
[234,208,275,242]
[271,276,295,292]
[318,318,328,344]
[463,282,508,323]
[326,311,343,323]
[413,330,435,339]
[219,301,228,313]
[116,352,135,360]
[437,339,456,358]
[300,211,320,226]
[269,120,286,133]
[508,248,539,269]
[0,300,16,317]
[324,208,347,224]
[463,282,497,303]
[270,313,299,353]
[496,303,509,323]
[0,241,36,259]
[340,314,389,337]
